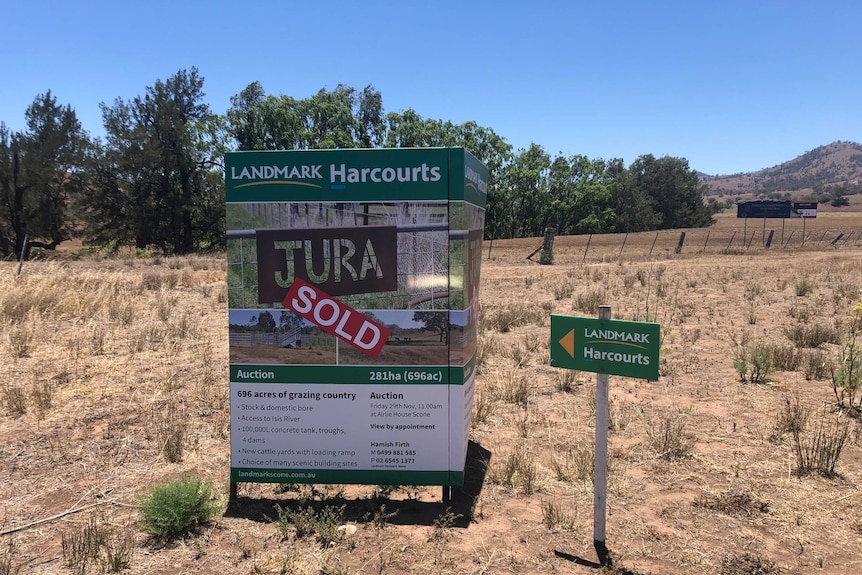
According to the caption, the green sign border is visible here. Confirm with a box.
[550,315,660,380]
[231,468,463,486]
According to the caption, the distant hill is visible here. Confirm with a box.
[700,141,862,196]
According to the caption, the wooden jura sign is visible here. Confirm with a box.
[256,226,397,303]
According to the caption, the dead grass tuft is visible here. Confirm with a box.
[694,490,769,517]
[720,552,783,575]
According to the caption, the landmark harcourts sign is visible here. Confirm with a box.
[226,148,487,486]
[550,315,660,380]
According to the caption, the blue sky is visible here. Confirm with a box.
[2,0,859,175]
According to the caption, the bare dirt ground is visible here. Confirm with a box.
[3,211,862,574]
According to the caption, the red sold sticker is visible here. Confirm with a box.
[283,278,390,358]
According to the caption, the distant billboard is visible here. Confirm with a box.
[736,200,792,219]
[792,201,818,219]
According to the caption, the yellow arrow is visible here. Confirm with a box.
[559,329,575,358]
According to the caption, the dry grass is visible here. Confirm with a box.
[4,225,862,574]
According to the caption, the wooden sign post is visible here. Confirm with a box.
[551,307,660,566]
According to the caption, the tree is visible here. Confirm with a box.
[256,310,276,332]
[0,92,88,257]
[547,155,615,235]
[278,311,303,333]
[607,157,661,233]
[493,144,551,238]
[412,311,448,342]
[79,68,224,253]
[227,83,385,151]
[629,154,714,229]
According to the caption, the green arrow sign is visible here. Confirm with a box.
[550,315,660,380]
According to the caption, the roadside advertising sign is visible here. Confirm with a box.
[226,148,487,486]
[550,315,660,381]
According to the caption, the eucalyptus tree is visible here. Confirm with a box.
[227,82,385,150]
[492,143,551,239]
[547,154,615,234]
[0,92,88,257]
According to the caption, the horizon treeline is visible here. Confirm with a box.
[0,67,718,257]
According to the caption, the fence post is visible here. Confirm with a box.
[725,231,737,251]
[702,231,710,253]
[16,235,29,280]
[746,231,757,249]
[676,232,686,253]
[541,228,556,264]
[765,230,775,248]
[648,232,659,256]
[618,233,628,259]
[583,234,593,262]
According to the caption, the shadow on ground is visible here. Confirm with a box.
[554,549,644,574]
[224,440,491,529]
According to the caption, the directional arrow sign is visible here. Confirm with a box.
[558,328,575,358]
[550,315,660,380]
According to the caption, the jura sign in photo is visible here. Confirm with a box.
[226,148,488,486]
[255,225,397,302]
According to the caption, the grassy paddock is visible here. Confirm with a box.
[2,228,862,574]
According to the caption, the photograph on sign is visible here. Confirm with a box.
[228,200,449,310]
[448,308,478,367]
[226,148,488,486]
[229,307,451,366]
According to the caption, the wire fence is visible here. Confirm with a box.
[529,225,862,264]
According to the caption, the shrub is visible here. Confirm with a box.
[551,445,594,484]
[490,446,537,494]
[647,413,693,460]
[764,343,800,371]
[802,349,830,380]
[734,345,774,384]
[2,385,27,417]
[772,395,809,438]
[138,478,220,539]
[273,503,346,546]
[553,281,574,300]
[554,369,578,393]
[472,392,495,427]
[492,367,530,406]
[6,324,33,358]
[0,541,21,575]
[541,498,577,530]
[783,323,839,348]
[794,276,815,297]
[793,412,850,478]
[156,403,188,463]
[574,287,606,315]
[830,304,862,409]
[62,516,133,575]
[487,304,545,333]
